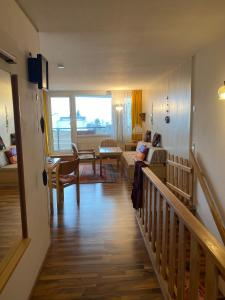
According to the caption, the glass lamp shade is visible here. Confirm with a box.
[115,105,123,111]
[218,82,225,100]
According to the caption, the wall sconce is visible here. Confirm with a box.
[139,112,146,121]
[218,81,225,100]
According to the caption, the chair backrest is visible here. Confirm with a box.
[100,139,117,147]
[58,159,79,176]
[72,143,79,159]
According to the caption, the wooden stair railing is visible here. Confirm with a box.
[189,151,225,245]
[167,154,193,210]
[138,167,225,300]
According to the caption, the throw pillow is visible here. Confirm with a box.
[135,144,149,161]
[0,136,5,151]
[0,151,8,167]
[5,147,17,164]
[152,133,161,147]
[144,130,151,142]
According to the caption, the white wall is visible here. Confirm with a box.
[142,59,192,158]
[0,1,50,299]
[142,39,225,241]
[192,38,225,240]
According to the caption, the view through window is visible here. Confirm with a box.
[50,95,112,152]
[50,97,71,151]
[75,96,112,136]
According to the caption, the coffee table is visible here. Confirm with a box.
[99,147,123,177]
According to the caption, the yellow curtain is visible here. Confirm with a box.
[131,90,142,141]
[43,90,50,155]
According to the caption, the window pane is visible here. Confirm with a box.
[50,97,71,151]
[75,96,112,136]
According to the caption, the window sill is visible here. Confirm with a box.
[77,134,111,138]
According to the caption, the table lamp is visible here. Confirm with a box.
[132,124,144,141]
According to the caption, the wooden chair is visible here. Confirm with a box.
[72,143,96,174]
[100,139,117,147]
[52,159,80,204]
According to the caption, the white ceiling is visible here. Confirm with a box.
[16,0,225,90]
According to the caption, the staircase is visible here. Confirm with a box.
[137,156,225,300]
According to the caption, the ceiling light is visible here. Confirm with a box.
[57,64,65,69]
[218,81,225,100]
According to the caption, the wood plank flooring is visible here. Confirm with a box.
[31,179,162,300]
[0,187,22,261]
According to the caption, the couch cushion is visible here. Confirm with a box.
[145,147,167,164]
[0,163,17,170]
[136,141,152,151]
[122,151,136,167]
[0,150,8,167]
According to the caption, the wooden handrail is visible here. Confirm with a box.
[139,167,225,299]
[167,159,192,173]
[189,151,225,245]
[143,168,225,270]
[166,154,193,208]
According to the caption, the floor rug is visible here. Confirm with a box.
[79,163,118,183]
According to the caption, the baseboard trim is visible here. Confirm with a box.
[28,242,51,300]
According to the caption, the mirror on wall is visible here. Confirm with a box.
[0,68,26,264]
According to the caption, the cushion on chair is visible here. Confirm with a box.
[79,154,95,160]
[52,174,77,184]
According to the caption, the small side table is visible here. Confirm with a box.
[99,147,122,176]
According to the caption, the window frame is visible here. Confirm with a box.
[48,92,112,154]
[0,63,30,292]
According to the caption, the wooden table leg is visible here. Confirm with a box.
[117,156,120,172]
[100,155,103,176]
[48,170,54,215]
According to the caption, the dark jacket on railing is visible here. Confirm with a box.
[131,161,146,209]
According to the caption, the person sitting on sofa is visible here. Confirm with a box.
[121,132,166,182]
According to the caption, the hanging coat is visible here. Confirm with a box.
[131,160,146,209]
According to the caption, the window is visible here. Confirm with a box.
[50,97,71,151]
[49,95,113,152]
[75,96,112,136]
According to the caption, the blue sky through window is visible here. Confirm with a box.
[75,96,112,126]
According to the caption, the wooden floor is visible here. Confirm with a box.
[0,187,22,262]
[31,179,162,300]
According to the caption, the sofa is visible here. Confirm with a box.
[0,150,18,186]
[121,141,167,183]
